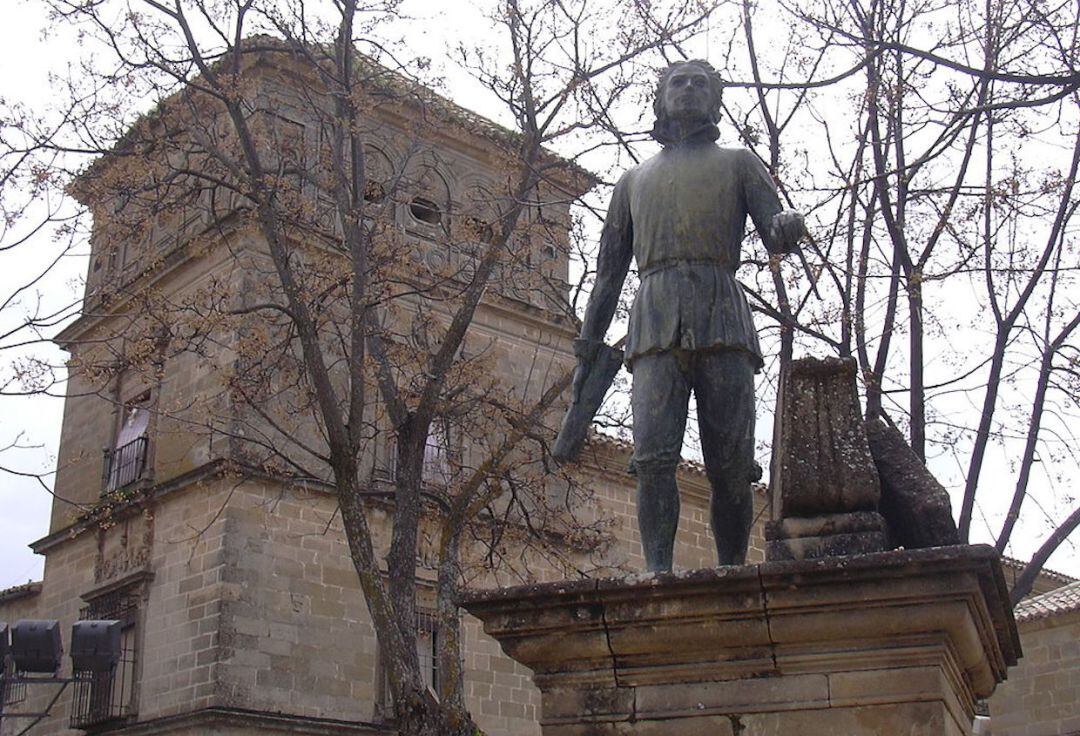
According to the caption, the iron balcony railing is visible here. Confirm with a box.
[101,436,148,494]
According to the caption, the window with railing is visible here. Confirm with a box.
[415,608,439,695]
[70,589,139,729]
[102,437,149,493]
[374,424,452,487]
[103,391,151,494]
[1,651,27,707]
[422,424,451,487]
[375,607,440,721]
[374,434,397,483]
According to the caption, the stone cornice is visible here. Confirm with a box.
[462,545,1021,695]
[30,459,234,554]
[96,706,393,735]
[80,567,155,603]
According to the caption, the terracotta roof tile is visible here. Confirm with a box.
[1015,579,1080,623]
[1000,555,1076,586]
[0,580,42,604]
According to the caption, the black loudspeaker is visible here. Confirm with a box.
[11,620,62,673]
[71,620,122,673]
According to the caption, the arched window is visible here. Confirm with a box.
[363,145,394,204]
[459,178,502,245]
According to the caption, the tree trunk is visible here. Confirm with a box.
[396,689,479,736]
[908,272,925,460]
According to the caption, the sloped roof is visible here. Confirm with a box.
[584,430,769,494]
[1001,555,1077,587]
[1000,556,1077,603]
[0,580,42,604]
[1014,579,1080,623]
[73,34,597,202]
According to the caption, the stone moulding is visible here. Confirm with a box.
[83,706,394,735]
[461,545,1020,735]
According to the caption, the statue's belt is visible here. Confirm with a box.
[638,259,734,278]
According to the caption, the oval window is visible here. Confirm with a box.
[409,197,442,225]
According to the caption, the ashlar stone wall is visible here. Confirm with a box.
[989,608,1080,736]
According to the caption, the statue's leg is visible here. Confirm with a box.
[631,351,690,573]
[695,350,756,566]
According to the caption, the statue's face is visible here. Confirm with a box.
[660,64,713,121]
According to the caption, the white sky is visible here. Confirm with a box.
[1,0,1077,590]
[0,4,76,589]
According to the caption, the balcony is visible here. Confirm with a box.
[101,436,149,494]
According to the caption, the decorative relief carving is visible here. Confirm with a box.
[94,509,155,584]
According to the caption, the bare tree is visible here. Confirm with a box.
[0,76,115,530]
[718,0,1080,595]
[28,1,716,732]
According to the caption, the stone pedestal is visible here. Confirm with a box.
[462,546,1019,736]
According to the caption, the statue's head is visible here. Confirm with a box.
[651,60,723,144]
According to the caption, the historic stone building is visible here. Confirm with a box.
[0,44,769,736]
[988,580,1080,735]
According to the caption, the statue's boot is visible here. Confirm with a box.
[636,468,680,573]
[710,475,752,565]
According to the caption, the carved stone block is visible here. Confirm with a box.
[771,357,881,517]
[767,356,885,560]
[765,511,887,561]
[865,417,960,549]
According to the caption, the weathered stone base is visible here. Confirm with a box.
[765,510,887,560]
[543,702,963,736]
[462,546,1019,736]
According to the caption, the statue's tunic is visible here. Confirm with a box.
[595,143,789,370]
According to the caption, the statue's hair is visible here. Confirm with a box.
[652,60,725,124]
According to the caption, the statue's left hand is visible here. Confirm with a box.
[769,210,807,251]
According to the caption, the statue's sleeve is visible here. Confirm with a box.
[741,150,793,254]
[579,172,634,344]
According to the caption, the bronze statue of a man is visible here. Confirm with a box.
[571,60,805,572]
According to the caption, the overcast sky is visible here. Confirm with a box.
[1,1,1077,590]
[0,4,74,589]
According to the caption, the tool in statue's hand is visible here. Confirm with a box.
[553,335,627,463]
[770,210,821,301]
